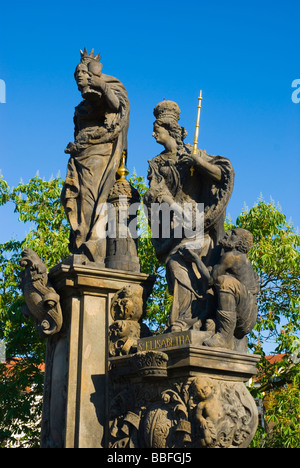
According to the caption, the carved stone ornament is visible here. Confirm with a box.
[132,350,168,378]
[108,351,258,449]
[19,248,63,337]
[109,284,152,356]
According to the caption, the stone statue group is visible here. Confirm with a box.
[20,49,258,352]
[18,49,261,449]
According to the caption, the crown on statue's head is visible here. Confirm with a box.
[80,48,102,64]
[153,100,181,123]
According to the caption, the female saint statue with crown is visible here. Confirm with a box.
[144,99,235,332]
[61,49,130,263]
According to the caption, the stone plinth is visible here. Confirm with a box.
[41,261,152,448]
[108,333,260,449]
[137,330,259,382]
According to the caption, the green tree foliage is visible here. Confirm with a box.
[251,370,300,448]
[235,199,300,356]
[263,372,300,448]
[235,199,300,448]
[0,174,69,447]
[235,200,300,385]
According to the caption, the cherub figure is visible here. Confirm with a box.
[190,376,224,447]
[110,284,144,322]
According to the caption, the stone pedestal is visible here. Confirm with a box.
[108,332,260,449]
[41,261,152,448]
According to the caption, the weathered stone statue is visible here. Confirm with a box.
[205,228,259,348]
[106,99,260,450]
[144,100,235,335]
[18,59,260,448]
[61,49,130,263]
[179,228,259,349]
[18,50,153,448]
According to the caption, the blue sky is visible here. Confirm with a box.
[0,0,299,244]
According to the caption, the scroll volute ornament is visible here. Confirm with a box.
[19,248,63,337]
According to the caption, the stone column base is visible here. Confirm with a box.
[109,332,260,449]
[41,261,152,448]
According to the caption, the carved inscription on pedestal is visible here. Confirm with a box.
[138,331,193,352]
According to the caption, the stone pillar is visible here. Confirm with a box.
[40,260,152,448]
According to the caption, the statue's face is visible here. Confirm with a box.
[228,229,238,244]
[111,297,134,320]
[152,122,171,146]
[194,377,212,400]
[74,63,89,91]
[220,230,238,251]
